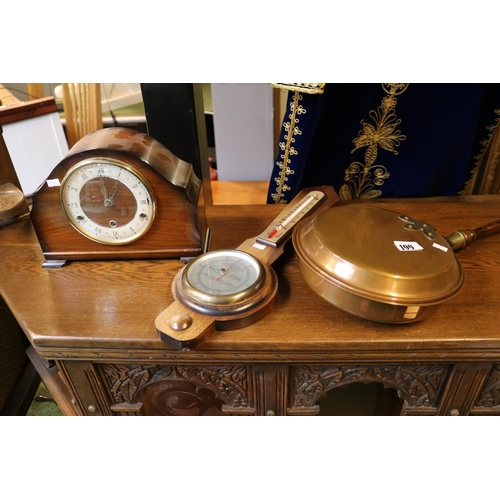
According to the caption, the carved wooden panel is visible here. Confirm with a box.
[99,364,252,416]
[288,364,450,416]
[58,360,112,416]
[137,379,226,416]
[438,361,492,416]
[251,363,288,416]
[472,364,500,415]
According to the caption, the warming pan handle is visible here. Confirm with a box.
[446,218,500,251]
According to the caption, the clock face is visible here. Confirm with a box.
[60,157,156,245]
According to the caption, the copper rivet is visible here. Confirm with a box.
[169,314,193,331]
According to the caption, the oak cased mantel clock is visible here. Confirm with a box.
[30,127,207,267]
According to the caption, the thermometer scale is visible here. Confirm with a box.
[256,191,326,247]
[155,186,339,349]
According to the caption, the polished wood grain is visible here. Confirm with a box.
[446,217,500,251]
[155,186,338,348]
[30,150,202,262]
[2,194,500,415]
[1,194,500,358]
[211,180,268,205]
[0,97,58,126]
[29,128,206,263]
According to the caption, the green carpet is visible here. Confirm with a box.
[27,382,62,416]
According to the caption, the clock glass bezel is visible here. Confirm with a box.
[180,249,267,307]
[59,157,156,245]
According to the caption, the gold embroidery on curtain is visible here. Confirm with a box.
[461,108,500,195]
[271,83,326,94]
[271,91,302,203]
[340,83,409,200]
[270,84,325,204]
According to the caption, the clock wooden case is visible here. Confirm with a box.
[30,127,206,267]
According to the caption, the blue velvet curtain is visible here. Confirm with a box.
[267,83,500,203]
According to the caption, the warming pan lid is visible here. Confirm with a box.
[292,204,464,305]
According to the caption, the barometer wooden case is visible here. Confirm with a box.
[155,186,340,349]
[30,127,206,267]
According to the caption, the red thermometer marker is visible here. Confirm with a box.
[256,191,325,248]
[268,193,319,238]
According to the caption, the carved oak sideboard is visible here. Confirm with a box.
[2,197,500,416]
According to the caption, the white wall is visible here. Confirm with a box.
[211,83,274,181]
[3,112,68,196]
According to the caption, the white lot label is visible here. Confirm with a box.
[47,178,61,187]
[394,241,424,251]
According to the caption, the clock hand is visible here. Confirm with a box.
[99,175,108,204]
[105,178,120,208]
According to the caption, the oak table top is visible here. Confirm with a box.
[1,195,500,364]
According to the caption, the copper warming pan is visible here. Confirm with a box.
[292,204,500,324]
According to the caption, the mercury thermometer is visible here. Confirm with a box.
[256,191,326,247]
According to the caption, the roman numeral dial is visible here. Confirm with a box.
[60,158,156,245]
